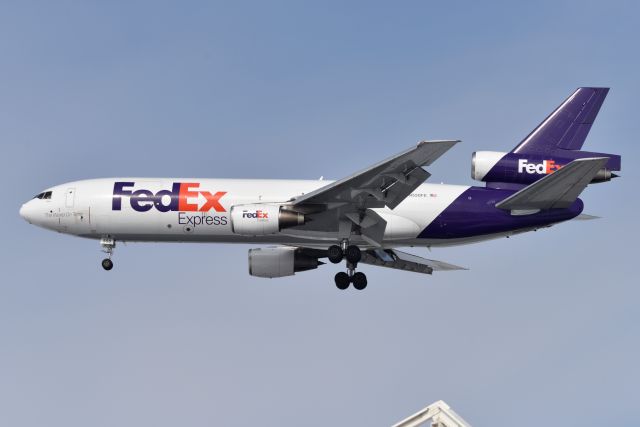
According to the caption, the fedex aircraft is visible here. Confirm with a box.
[20,87,620,290]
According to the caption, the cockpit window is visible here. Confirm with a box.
[33,191,52,200]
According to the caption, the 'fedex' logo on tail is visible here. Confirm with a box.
[518,159,562,175]
[112,182,227,213]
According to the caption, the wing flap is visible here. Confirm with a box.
[495,157,608,211]
[360,249,467,275]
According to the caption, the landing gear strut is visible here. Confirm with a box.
[330,241,367,290]
[100,236,116,271]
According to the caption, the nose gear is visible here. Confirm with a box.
[100,236,116,271]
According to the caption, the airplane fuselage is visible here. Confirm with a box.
[19,178,582,248]
[17,88,617,286]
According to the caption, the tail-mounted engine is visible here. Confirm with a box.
[471,150,620,186]
[230,204,305,235]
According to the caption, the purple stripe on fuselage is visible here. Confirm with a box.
[419,187,583,239]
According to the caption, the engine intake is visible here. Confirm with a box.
[230,204,305,235]
[471,151,507,181]
[249,247,322,278]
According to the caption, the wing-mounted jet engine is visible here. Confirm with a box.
[471,87,620,188]
[230,204,305,235]
[248,247,322,278]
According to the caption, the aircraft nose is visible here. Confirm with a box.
[19,202,33,223]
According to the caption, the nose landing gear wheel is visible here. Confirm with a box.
[334,272,350,290]
[352,272,367,290]
[100,237,116,271]
[101,258,114,271]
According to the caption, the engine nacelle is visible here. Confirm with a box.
[230,204,305,235]
[472,150,620,185]
[248,247,321,278]
[471,151,507,181]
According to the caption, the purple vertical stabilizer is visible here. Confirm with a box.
[513,87,609,155]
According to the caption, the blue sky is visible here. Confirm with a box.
[1,1,638,425]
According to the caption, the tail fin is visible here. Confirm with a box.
[495,157,608,211]
[513,87,609,155]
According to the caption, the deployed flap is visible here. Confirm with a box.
[345,209,387,246]
[292,140,459,210]
[360,249,467,275]
[496,157,608,211]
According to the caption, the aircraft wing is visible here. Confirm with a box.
[360,248,467,275]
[291,140,459,210]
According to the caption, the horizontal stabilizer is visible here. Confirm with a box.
[495,157,608,211]
[361,249,467,275]
[574,214,601,221]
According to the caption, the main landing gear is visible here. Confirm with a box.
[328,242,367,290]
[100,236,116,271]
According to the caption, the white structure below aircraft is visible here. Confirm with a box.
[392,400,472,427]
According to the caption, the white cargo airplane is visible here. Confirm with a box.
[20,88,619,290]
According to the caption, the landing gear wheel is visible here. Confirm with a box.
[334,272,350,290]
[327,245,344,264]
[352,272,367,290]
[345,245,361,264]
[101,258,114,271]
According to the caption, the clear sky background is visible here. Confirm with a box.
[1,1,638,426]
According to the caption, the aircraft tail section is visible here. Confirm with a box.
[513,87,609,154]
[470,87,620,188]
[495,157,608,212]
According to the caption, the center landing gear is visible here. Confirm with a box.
[330,242,367,290]
[100,236,116,271]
